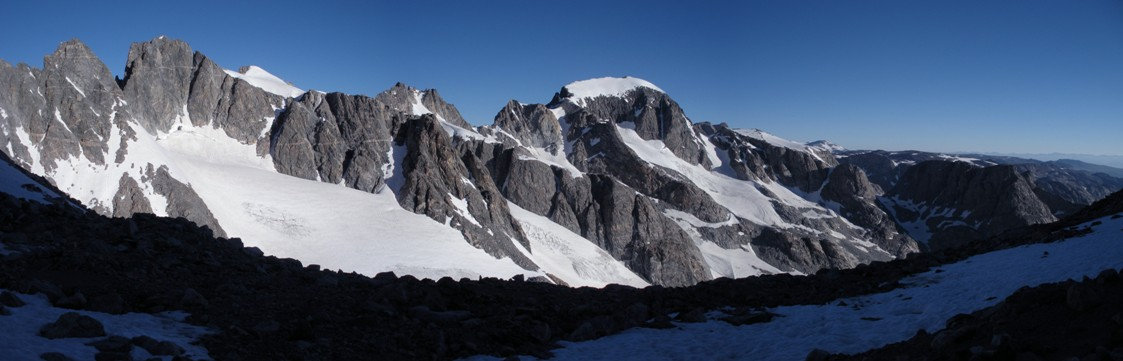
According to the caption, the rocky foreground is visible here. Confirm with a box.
[0,187,1120,360]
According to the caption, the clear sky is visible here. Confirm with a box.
[2,0,1121,155]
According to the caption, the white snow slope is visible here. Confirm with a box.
[0,290,211,361]
[150,112,545,281]
[475,213,1123,361]
[222,66,305,98]
[163,134,536,281]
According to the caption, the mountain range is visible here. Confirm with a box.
[1,37,1120,288]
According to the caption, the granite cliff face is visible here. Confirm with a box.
[834,149,1123,249]
[0,38,227,237]
[882,161,1055,249]
[5,37,1111,286]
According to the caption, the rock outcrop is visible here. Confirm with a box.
[884,161,1056,249]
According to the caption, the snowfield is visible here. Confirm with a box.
[481,214,1123,361]
[156,125,536,282]
[562,77,664,105]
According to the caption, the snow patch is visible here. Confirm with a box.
[516,147,583,178]
[409,89,494,143]
[223,66,304,98]
[64,77,85,97]
[662,209,783,279]
[0,291,212,360]
[448,194,482,227]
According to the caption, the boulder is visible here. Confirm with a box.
[39,312,106,339]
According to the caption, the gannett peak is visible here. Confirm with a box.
[561,76,664,101]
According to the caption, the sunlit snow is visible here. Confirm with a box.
[563,77,663,105]
[222,66,304,98]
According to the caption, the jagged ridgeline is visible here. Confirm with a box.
[5,37,1115,287]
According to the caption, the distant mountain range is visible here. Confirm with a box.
[972,152,1123,169]
[1,37,1120,287]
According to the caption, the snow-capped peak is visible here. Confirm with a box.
[223,65,305,98]
[562,76,664,101]
[806,140,845,153]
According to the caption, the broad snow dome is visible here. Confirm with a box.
[223,65,305,98]
[563,76,665,101]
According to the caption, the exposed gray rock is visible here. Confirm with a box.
[0,38,231,238]
[1016,163,1123,216]
[491,100,563,150]
[885,161,1056,249]
[820,164,916,257]
[420,88,472,129]
[111,173,152,218]
[121,37,195,135]
[586,175,709,286]
[270,91,398,191]
[477,113,712,285]
[393,113,538,270]
[144,164,225,237]
[123,37,285,144]
[696,122,836,192]
[552,86,712,168]
[0,39,121,174]
[840,149,1122,249]
[0,60,48,171]
[477,87,915,281]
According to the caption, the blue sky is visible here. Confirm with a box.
[2,0,1121,155]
